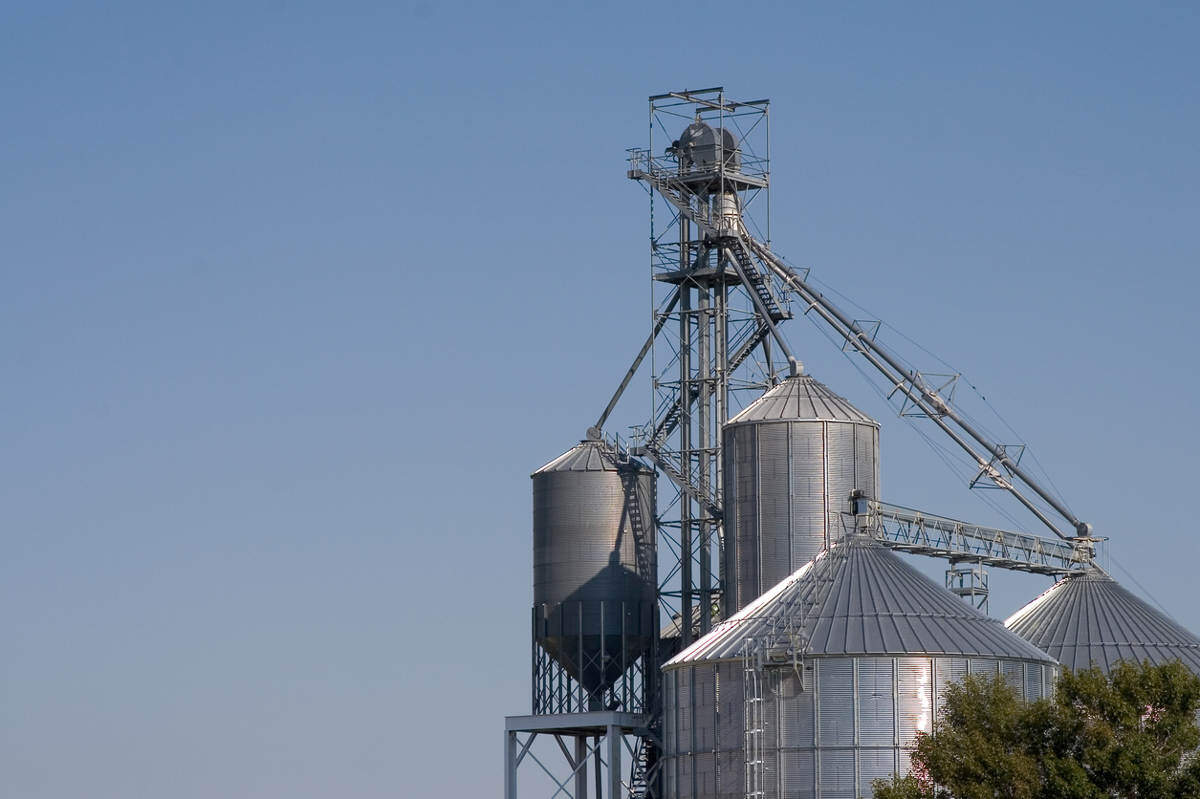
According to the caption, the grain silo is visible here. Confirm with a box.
[722,373,879,615]
[532,439,658,713]
[662,536,1057,799]
[1005,567,1200,675]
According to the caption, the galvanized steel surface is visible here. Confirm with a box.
[534,439,656,474]
[1005,568,1200,674]
[662,655,1052,799]
[723,375,880,614]
[531,440,657,697]
[532,440,656,605]
[673,537,1058,665]
[726,374,879,425]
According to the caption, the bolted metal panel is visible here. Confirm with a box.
[1005,567,1200,676]
[857,659,896,747]
[825,423,859,542]
[695,753,716,799]
[934,657,968,718]
[855,425,880,519]
[818,660,854,746]
[723,428,739,616]
[532,440,657,707]
[780,750,816,799]
[715,662,742,799]
[897,658,934,748]
[791,422,827,567]
[859,749,899,798]
[728,424,759,613]
[663,667,678,799]
[780,671,815,748]
[969,659,998,677]
[818,749,856,799]
[679,752,694,799]
[665,668,676,755]
[678,666,693,754]
[694,667,716,754]
[717,749,741,799]
[757,424,792,593]
[1023,662,1043,701]
[762,747,780,799]
[1001,660,1024,695]
[718,661,743,752]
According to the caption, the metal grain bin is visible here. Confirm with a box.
[723,374,880,614]
[532,439,657,711]
[1005,567,1200,675]
[662,536,1057,799]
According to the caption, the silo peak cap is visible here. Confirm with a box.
[1005,568,1200,674]
[532,439,654,475]
[727,374,878,426]
[667,536,1055,665]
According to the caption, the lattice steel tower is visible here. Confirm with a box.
[620,89,792,650]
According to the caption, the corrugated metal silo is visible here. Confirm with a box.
[662,536,1057,799]
[1005,567,1200,675]
[723,374,880,614]
[532,439,657,711]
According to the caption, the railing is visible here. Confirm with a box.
[862,499,1095,575]
[626,148,770,183]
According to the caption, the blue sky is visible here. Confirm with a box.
[3,2,1199,797]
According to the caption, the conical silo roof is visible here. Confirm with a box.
[1004,568,1200,674]
[668,536,1054,665]
[726,374,878,425]
[533,439,653,475]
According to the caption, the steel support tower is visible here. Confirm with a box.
[576,87,790,799]
[621,88,787,649]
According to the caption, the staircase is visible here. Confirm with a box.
[629,739,652,798]
[726,239,790,323]
[641,444,722,521]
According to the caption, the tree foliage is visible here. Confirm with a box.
[872,660,1200,799]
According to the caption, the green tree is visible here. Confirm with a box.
[872,660,1200,799]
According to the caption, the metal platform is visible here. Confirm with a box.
[504,712,651,799]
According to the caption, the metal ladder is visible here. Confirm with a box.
[622,468,656,615]
[742,645,767,799]
[740,550,841,799]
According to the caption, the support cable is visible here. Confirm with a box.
[808,272,1076,519]
[745,233,1092,541]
